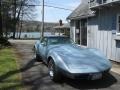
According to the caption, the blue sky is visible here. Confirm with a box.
[35,0,81,23]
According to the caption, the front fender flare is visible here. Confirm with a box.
[47,51,69,72]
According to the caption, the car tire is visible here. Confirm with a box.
[33,47,42,62]
[48,59,62,82]
[35,54,42,62]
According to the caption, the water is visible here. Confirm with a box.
[13,32,63,39]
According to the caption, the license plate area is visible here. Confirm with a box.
[91,73,102,80]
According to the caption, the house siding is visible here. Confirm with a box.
[87,6,120,62]
[70,6,120,62]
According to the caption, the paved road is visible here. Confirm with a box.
[10,40,120,90]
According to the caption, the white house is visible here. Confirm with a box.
[67,0,120,62]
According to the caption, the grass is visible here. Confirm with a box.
[0,48,25,90]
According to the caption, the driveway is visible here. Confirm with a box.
[10,40,120,90]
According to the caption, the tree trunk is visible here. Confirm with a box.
[12,20,16,39]
[12,0,17,39]
[13,0,24,39]
[19,20,22,39]
[0,0,3,38]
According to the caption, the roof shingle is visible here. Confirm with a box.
[67,0,95,20]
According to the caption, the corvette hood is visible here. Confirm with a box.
[48,44,112,73]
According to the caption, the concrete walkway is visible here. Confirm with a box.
[111,62,120,75]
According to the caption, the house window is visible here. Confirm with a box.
[117,15,120,33]
[81,19,87,46]
[119,16,120,32]
[103,0,107,3]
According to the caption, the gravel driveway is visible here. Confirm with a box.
[10,40,120,90]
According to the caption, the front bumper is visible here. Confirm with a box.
[61,69,110,80]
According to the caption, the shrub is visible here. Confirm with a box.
[0,37,11,48]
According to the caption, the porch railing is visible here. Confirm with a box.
[89,0,120,8]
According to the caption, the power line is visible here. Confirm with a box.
[27,4,73,11]
[45,5,73,11]
[1,1,73,11]
[44,1,70,8]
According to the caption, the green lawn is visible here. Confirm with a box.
[0,48,24,89]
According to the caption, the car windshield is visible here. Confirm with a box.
[48,37,72,45]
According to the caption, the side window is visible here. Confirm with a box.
[41,38,47,44]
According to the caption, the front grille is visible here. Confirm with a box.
[74,74,90,79]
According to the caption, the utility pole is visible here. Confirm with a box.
[41,0,44,38]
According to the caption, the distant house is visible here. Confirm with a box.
[54,24,70,36]
[53,20,70,36]
[67,0,120,62]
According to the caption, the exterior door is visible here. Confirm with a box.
[80,19,87,46]
[75,20,80,44]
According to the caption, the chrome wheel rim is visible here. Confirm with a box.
[49,70,54,77]
[49,61,54,78]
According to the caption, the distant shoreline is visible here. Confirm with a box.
[9,32,63,39]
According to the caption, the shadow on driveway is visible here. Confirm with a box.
[23,59,118,90]
[62,73,117,89]
[0,59,38,90]
[0,59,36,82]
[0,58,118,90]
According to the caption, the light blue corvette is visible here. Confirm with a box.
[34,36,112,82]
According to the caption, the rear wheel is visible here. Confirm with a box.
[48,59,62,82]
[33,47,42,62]
[35,54,42,62]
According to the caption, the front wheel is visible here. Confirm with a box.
[48,59,62,82]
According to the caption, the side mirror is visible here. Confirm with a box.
[41,42,47,46]
[71,40,76,44]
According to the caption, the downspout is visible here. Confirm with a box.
[86,17,88,47]
[98,7,101,49]
[80,20,82,45]
[74,20,76,42]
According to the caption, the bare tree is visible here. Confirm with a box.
[17,0,38,38]
[0,0,3,37]
[0,0,38,39]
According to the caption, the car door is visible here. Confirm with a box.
[38,37,48,61]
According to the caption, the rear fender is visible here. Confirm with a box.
[34,41,40,54]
